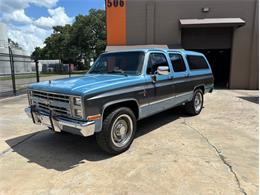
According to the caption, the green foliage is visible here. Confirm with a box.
[31,9,106,70]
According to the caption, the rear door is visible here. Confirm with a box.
[168,52,192,96]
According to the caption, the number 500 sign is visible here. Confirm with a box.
[106,0,125,8]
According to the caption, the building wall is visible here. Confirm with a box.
[124,0,259,89]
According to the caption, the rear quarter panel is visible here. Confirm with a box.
[183,52,214,93]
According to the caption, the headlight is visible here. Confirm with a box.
[74,109,82,117]
[74,97,82,106]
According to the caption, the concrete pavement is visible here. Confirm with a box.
[0,90,258,195]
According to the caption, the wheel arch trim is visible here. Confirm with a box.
[193,84,206,94]
[95,98,140,132]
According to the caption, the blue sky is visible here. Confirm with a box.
[26,0,105,20]
[0,0,105,54]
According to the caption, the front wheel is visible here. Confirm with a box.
[185,89,204,116]
[96,107,136,154]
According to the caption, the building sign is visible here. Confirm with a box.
[106,0,126,45]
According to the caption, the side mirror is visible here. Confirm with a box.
[157,66,169,75]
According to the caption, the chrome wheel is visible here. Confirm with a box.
[111,114,133,148]
[194,92,203,112]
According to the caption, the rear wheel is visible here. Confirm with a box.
[96,107,136,154]
[185,89,204,116]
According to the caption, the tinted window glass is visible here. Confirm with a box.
[88,52,145,75]
[169,54,186,72]
[187,55,209,70]
[147,53,169,75]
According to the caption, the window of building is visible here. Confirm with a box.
[187,55,209,70]
[147,53,169,75]
[169,53,186,72]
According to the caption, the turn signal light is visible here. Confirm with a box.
[87,114,101,121]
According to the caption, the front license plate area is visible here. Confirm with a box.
[39,114,52,126]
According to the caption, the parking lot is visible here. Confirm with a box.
[0,74,83,97]
[0,90,258,195]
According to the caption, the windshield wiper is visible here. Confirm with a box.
[108,70,128,76]
[89,70,103,74]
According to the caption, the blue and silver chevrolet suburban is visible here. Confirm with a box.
[25,49,214,154]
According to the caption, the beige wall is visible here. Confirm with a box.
[126,0,259,89]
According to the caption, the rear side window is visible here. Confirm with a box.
[187,55,209,70]
[169,53,186,72]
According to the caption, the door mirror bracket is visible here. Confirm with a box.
[151,74,157,83]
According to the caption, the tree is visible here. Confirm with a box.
[8,38,22,50]
[31,9,106,70]
[31,47,41,60]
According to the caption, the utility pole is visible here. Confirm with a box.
[8,46,16,95]
[35,59,40,82]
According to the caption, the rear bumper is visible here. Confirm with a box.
[25,106,95,137]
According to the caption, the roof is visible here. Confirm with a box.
[104,47,203,56]
[180,18,245,28]
[105,45,168,52]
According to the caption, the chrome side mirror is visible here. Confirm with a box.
[157,66,169,75]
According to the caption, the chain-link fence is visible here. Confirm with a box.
[0,47,87,98]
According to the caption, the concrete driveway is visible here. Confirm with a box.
[0,90,258,195]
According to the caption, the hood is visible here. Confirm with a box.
[29,74,143,96]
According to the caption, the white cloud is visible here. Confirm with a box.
[8,24,52,55]
[0,0,73,54]
[35,7,73,29]
[3,9,32,24]
[2,6,73,28]
[30,0,58,8]
[0,0,58,13]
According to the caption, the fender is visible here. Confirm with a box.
[93,98,140,132]
[102,98,140,118]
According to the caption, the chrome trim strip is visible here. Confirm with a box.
[140,91,193,108]
[139,92,193,119]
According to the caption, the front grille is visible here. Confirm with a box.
[30,90,72,117]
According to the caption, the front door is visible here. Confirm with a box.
[142,52,174,116]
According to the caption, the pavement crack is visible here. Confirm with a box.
[182,119,247,195]
[0,131,40,157]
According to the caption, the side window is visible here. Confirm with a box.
[169,53,186,72]
[146,53,169,75]
[187,55,209,70]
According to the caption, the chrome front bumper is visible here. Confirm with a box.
[25,107,95,137]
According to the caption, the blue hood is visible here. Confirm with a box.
[29,74,143,96]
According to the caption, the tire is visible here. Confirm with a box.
[185,89,204,116]
[96,107,136,154]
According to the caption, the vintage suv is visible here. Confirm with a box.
[25,49,214,154]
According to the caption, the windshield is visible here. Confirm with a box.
[88,51,145,75]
